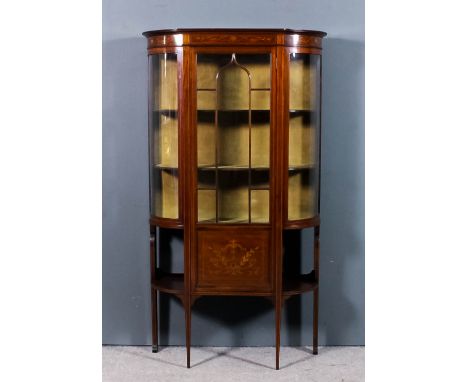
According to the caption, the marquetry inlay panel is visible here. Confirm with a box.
[196,229,271,291]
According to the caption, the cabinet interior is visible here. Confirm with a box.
[151,52,320,223]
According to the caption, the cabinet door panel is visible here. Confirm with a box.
[196,229,271,291]
[196,53,272,224]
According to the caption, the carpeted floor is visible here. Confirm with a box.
[103,346,364,382]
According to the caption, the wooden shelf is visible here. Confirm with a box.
[284,215,320,229]
[289,109,316,114]
[152,272,184,296]
[198,218,250,224]
[283,271,317,297]
[197,88,271,92]
[198,157,315,175]
[154,164,179,170]
[197,109,271,113]
[198,165,269,171]
[198,218,270,224]
[153,109,178,115]
[150,216,184,229]
[195,109,317,114]
[288,164,316,170]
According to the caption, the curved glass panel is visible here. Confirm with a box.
[149,53,179,219]
[196,53,271,223]
[288,54,320,220]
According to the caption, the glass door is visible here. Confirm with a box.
[149,53,179,219]
[287,53,321,221]
[196,53,272,223]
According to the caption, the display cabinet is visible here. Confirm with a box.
[143,28,326,369]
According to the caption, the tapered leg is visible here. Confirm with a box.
[313,227,320,355]
[275,300,281,370]
[151,289,158,353]
[313,288,319,355]
[150,229,158,354]
[185,300,191,368]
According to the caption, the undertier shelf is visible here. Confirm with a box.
[282,271,318,297]
[151,271,317,297]
[152,272,184,296]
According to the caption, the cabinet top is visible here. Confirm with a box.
[143,28,326,37]
[143,29,326,49]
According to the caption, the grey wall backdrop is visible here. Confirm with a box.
[103,0,364,346]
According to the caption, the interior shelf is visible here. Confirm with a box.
[288,164,316,170]
[152,271,184,296]
[289,109,317,114]
[195,109,315,114]
[282,271,317,297]
[154,164,179,170]
[198,165,269,171]
[153,109,178,116]
[198,218,250,224]
[164,164,311,173]
[152,165,270,175]
[197,109,271,113]
[197,88,271,91]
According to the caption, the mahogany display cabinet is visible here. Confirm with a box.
[143,28,326,369]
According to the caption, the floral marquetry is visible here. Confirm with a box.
[196,229,271,291]
[208,240,260,276]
